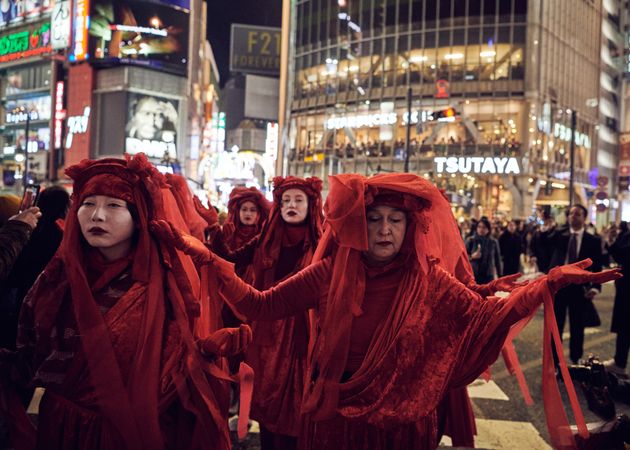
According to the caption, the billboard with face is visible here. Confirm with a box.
[125,93,178,159]
[88,0,189,75]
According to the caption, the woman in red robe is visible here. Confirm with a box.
[200,177,322,450]
[0,154,251,450]
[154,172,621,450]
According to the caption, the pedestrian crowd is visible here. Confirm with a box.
[0,153,625,450]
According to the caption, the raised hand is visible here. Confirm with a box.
[193,196,219,228]
[487,273,529,293]
[547,259,622,294]
[150,220,213,265]
[198,324,253,358]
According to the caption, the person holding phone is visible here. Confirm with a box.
[465,217,503,284]
[0,207,41,282]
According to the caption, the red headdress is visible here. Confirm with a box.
[248,176,323,289]
[24,154,229,450]
[223,186,271,250]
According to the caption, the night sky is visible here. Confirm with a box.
[206,0,282,85]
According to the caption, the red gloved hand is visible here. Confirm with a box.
[221,222,236,237]
[487,273,529,293]
[150,220,214,265]
[193,196,219,228]
[547,259,622,295]
[198,324,253,358]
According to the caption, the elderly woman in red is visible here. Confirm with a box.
[155,173,621,450]
[0,154,251,450]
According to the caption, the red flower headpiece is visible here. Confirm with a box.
[272,176,323,204]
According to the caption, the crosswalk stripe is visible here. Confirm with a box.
[474,419,552,449]
[467,379,510,401]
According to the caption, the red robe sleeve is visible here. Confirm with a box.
[215,256,332,320]
[431,267,545,388]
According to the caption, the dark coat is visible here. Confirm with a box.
[608,231,630,333]
[465,234,502,284]
[498,230,523,275]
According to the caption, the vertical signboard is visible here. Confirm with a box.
[51,0,72,50]
[53,81,66,149]
[70,0,89,61]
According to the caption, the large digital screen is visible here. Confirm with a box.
[125,93,179,159]
[0,0,53,29]
[88,0,189,75]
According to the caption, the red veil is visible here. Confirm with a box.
[165,173,208,242]
[306,173,586,449]
[16,154,230,450]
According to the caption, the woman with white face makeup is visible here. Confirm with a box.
[0,155,251,450]
[195,176,323,450]
[155,172,621,450]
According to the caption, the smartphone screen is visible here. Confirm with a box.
[19,184,40,212]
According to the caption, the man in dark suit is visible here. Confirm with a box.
[547,204,603,364]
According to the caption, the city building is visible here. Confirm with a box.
[619,0,630,221]
[0,1,55,188]
[282,0,612,220]
[209,23,281,204]
[0,0,214,189]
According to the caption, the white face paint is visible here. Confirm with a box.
[280,188,309,224]
[239,200,259,226]
[77,195,136,261]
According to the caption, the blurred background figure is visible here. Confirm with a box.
[0,186,70,350]
[466,217,502,284]
[499,220,523,275]
[605,221,630,375]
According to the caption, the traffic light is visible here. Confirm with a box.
[432,107,457,121]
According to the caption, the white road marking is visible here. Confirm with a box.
[474,419,552,449]
[467,379,510,401]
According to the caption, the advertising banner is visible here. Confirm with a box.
[230,24,280,76]
[0,22,51,62]
[51,0,71,50]
[125,93,179,159]
[5,95,52,124]
[88,0,189,74]
[0,0,53,29]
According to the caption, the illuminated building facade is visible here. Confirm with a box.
[284,0,611,219]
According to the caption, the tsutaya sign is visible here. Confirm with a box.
[434,157,521,175]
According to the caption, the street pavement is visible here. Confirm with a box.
[231,280,628,450]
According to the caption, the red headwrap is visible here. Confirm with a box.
[226,186,271,226]
[26,154,229,450]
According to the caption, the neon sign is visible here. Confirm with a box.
[54,82,66,149]
[0,23,51,62]
[70,0,89,61]
[434,157,521,175]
